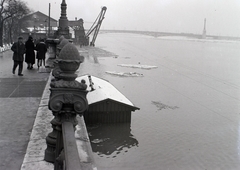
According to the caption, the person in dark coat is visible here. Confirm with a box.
[11,36,26,76]
[25,36,35,69]
[36,39,48,69]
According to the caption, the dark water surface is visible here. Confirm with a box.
[78,33,240,170]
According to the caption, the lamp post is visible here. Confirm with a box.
[45,19,47,37]
[48,3,51,37]
[33,16,37,40]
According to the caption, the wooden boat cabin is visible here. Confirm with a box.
[76,75,139,124]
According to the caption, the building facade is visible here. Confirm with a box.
[19,11,58,40]
[20,11,88,43]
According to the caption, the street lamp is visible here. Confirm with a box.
[45,19,47,37]
[33,16,37,39]
[48,3,51,37]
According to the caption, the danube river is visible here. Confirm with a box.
[78,33,240,170]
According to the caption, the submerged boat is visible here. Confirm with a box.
[76,75,139,124]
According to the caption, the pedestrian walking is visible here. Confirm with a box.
[36,39,48,69]
[11,36,26,76]
[25,36,35,69]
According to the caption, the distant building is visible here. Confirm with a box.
[68,18,90,45]
[20,11,90,42]
[68,18,84,38]
[19,11,58,40]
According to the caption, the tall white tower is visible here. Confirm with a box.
[202,18,206,39]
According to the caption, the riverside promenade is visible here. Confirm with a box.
[0,50,50,170]
[0,47,97,170]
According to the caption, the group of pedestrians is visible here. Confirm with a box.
[11,36,48,76]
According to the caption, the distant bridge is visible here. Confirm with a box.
[98,29,240,41]
[99,29,201,38]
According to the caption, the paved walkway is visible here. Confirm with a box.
[0,50,50,170]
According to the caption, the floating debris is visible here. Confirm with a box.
[152,101,179,111]
[105,71,143,77]
[118,64,158,70]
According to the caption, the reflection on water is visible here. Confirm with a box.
[87,123,138,158]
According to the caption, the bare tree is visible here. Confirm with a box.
[0,0,31,46]
[0,0,6,46]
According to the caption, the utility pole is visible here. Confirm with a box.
[48,3,51,37]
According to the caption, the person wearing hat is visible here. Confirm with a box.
[11,36,26,76]
[25,36,35,69]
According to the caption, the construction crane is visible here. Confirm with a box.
[85,6,107,46]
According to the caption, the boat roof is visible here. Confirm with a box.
[76,75,137,108]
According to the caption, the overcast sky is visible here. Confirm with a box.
[25,0,240,37]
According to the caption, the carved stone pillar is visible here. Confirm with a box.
[44,42,87,163]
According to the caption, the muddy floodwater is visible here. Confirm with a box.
[78,33,240,170]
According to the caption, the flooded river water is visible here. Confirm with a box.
[78,33,240,170]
